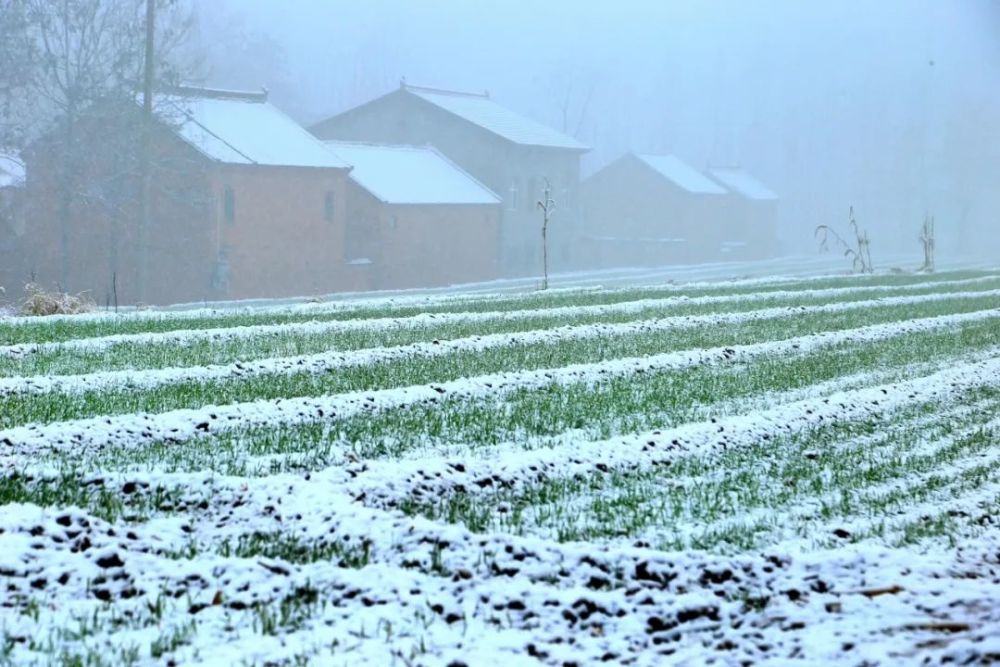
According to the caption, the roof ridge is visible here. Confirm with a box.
[163,85,268,103]
[323,140,430,153]
[401,82,490,99]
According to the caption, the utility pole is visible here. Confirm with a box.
[137,0,155,304]
[536,178,556,290]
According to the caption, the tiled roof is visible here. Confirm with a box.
[157,88,349,169]
[404,85,589,151]
[325,141,500,205]
[635,154,728,194]
[708,167,778,200]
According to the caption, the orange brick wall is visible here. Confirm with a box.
[580,155,734,268]
[208,165,368,300]
[22,134,216,306]
[24,131,364,305]
[347,184,499,290]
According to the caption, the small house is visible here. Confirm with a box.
[579,153,729,268]
[325,141,501,289]
[706,167,779,259]
[311,82,589,277]
[24,87,361,305]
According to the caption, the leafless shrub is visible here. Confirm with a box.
[816,206,874,273]
[537,178,556,290]
[919,214,935,273]
[20,282,94,316]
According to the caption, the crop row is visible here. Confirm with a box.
[4,288,1000,397]
[1,269,994,348]
[4,307,998,466]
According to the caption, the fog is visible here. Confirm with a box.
[3,1,999,306]
[194,0,1000,257]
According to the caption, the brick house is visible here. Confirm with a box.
[580,153,730,268]
[24,87,363,305]
[310,82,589,278]
[706,167,779,260]
[324,141,501,290]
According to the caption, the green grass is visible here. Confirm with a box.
[5,275,1000,378]
[216,531,372,568]
[0,284,984,379]
[395,387,1000,552]
[6,271,1000,667]
[3,294,998,430]
[71,317,1000,477]
[0,269,992,347]
[0,472,189,523]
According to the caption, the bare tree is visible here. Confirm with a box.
[815,206,874,274]
[0,0,194,292]
[537,178,556,290]
[555,79,595,139]
[0,2,37,148]
[919,213,935,273]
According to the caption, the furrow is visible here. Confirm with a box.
[328,353,1000,511]
[5,288,1000,396]
[2,274,995,359]
[2,308,998,462]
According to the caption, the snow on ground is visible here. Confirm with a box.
[4,287,999,395]
[3,273,996,360]
[1,262,998,666]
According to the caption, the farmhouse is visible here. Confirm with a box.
[24,87,362,305]
[324,141,501,290]
[579,153,730,268]
[707,166,779,260]
[311,82,589,278]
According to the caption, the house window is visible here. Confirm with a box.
[223,185,235,225]
[324,191,335,223]
[507,181,519,211]
[388,214,399,230]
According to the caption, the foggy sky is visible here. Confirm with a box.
[191,0,1000,257]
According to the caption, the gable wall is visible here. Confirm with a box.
[343,180,499,290]
[313,91,583,277]
[22,121,217,306]
[209,164,365,301]
[580,155,736,267]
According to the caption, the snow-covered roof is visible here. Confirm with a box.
[635,154,727,194]
[156,89,349,169]
[325,142,500,205]
[404,85,589,151]
[0,152,25,188]
[708,168,778,201]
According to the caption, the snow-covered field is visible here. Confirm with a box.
[1,264,999,666]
